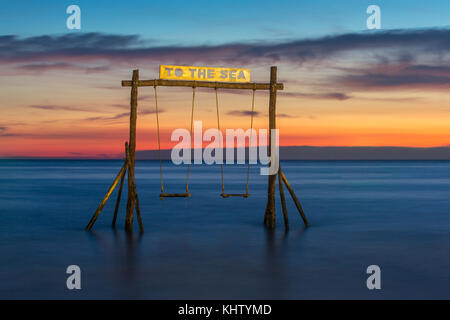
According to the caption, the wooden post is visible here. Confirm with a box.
[279,169,309,227]
[86,162,127,231]
[264,66,278,229]
[278,168,289,231]
[125,141,144,233]
[125,69,139,231]
[112,142,128,227]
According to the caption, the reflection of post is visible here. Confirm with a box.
[264,66,277,229]
[125,70,139,231]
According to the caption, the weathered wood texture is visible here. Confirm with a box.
[221,193,250,198]
[264,66,278,229]
[279,169,309,227]
[112,142,128,228]
[134,189,144,233]
[278,168,289,230]
[125,70,139,231]
[86,162,127,231]
[122,79,284,91]
[160,193,190,198]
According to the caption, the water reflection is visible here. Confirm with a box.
[87,228,143,293]
[262,226,308,298]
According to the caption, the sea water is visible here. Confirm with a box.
[0,160,449,299]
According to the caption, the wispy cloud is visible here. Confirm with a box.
[0,132,21,137]
[28,104,126,113]
[1,29,449,66]
[3,29,449,93]
[335,63,450,90]
[16,62,109,74]
[281,92,351,100]
[277,113,300,119]
[84,112,129,122]
[83,109,162,122]
[68,152,115,158]
[227,110,261,117]
[0,125,23,137]
[226,110,298,118]
[0,33,142,62]
[29,105,94,112]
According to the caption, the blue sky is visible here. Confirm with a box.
[1,0,450,44]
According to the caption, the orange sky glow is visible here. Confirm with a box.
[1,33,449,158]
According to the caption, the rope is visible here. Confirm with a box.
[154,81,254,197]
[154,84,164,193]
[215,86,225,193]
[245,86,256,195]
[186,83,196,193]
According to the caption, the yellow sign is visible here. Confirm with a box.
[159,65,250,83]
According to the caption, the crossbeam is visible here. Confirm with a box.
[121,79,284,91]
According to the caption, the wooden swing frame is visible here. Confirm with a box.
[85,66,309,232]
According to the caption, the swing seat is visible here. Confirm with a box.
[221,193,250,198]
[160,192,191,199]
[154,84,195,201]
[215,87,255,201]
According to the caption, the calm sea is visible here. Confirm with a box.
[0,160,449,299]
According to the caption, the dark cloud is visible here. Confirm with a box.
[2,30,450,93]
[277,113,300,119]
[67,152,114,158]
[406,65,450,75]
[84,65,110,73]
[29,104,128,113]
[1,130,126,140]
[345,73,450,87]
[336,63,450,89]
[84,113,129,121]
[226,110,297,118]
[67,152,117,159]
[17,62,72,71]
[0,133,20,137]
[96,85,121,90]
[29,105,93,112]
[138,94,154,101]
[0,33,141,62]
[1,29,449,66]
[281,92,351,100]
[16,62,109,73]
[83,109,161,122]
[227,110,261,117]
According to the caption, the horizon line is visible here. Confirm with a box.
[3,145,450,160]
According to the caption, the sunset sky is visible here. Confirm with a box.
[1,0,450,158]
